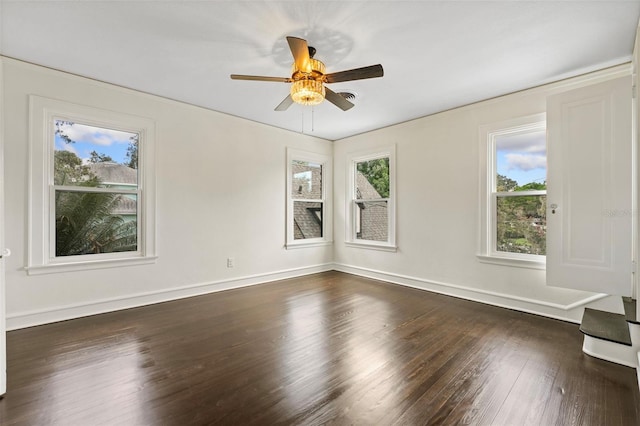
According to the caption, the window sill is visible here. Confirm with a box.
[477,254,545,270]
[25,256,158,275]
[285,240,332,250]
[345,241,397,252]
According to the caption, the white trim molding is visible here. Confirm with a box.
[345,144,397,250]
[27,96,157,274]
[0,53,7,397]
[477,254,545,270]
[286,148,333,249]
[477,113,547,268]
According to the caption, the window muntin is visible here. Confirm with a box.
[347,146,396,250]
[286,150,331,247]
[53,120,140,257]
[28,96,156,274]
[487,119,546,262]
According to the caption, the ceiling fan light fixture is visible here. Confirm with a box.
[291,79,325,106]
[231,36,382,111]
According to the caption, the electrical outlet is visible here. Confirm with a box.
[227,257,234,268]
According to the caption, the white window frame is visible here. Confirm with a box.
[286,148,332,249]
[346,145,396,251]
[478,113,546,269]
[27,96,157,275]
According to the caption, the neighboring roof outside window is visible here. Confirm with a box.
[87,162,137,216]
[355,171,388,242]
[356,171,382,200]
[87,162,137,187]
[293,202,322,240]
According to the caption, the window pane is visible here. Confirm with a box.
[293,201,322,239]
[356,157,389,199]
[55,190,137,256]
[54,120,138,188]
[495,130,546,191]
[496,195,546,255]
[292,161,322,200]
[355,200,388,242]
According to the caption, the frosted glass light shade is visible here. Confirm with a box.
[291,80,325,106]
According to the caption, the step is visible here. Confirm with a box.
[623,297,639,324]
[579,308,632,346]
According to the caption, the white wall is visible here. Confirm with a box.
[2,57,631,329]
[2,58,334,329]
[333,65,632,322]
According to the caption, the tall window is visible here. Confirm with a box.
[286,149,332,248]
[479,114,546,267]
[347,146,396,251]
[54,120,139,257]
[28,96,156,274]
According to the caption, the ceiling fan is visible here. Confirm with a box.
[231,36,384,111]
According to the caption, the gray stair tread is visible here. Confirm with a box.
[622,297,639,324]
[579,308,632,346]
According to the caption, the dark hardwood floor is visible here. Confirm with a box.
[0,271,638,425]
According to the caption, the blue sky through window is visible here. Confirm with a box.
[496,129,546,187]
[54,120,136,164]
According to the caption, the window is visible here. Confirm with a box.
[479,114,546,268]
[28,96,156,274]
[346,146,396,251]
[286,149,332,248]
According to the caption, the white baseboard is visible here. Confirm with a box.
[7,262,611,331]
[6,263,333,330]
[333,263,608,324]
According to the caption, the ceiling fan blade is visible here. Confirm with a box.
[325,87,355,111]
[324,64,384,84]
[275,95,294,111]
[287,36,311,73]
[230,74,291,83]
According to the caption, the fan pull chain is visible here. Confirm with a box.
[299,108,314,134]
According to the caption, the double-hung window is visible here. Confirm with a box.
[28,96,156,274]
[346,145,396,251]
[286,149,332,248]
[479,114,546,268]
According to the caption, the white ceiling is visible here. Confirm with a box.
[1,1,639,141]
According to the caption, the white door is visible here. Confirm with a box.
[546,76,632,296]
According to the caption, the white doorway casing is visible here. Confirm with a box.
[0,57,6,396]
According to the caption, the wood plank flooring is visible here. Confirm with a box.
[0,271,638,425]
